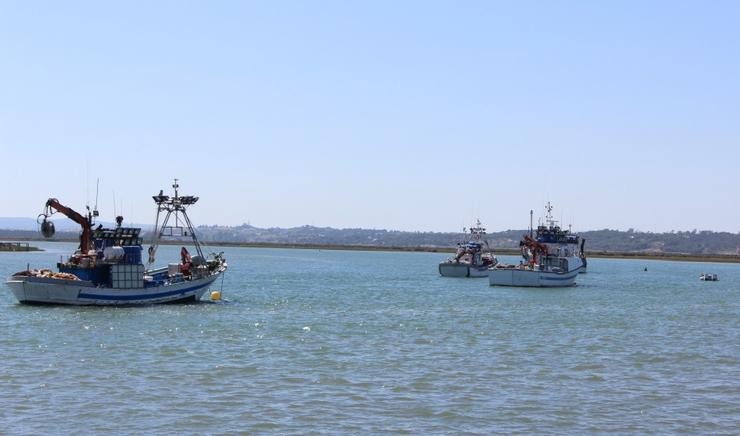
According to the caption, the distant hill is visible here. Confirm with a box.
[0,217,80,231]
[192,225,740,255]
[0,217,145,232]
[1,220,739,256]
[577,229,740,255]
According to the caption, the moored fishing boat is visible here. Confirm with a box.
[532,202,587,272]
[5,179,227,305]
[439,220,497,277]
[489,203,585,287]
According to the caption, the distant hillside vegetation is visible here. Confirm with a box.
[2,225,739,255]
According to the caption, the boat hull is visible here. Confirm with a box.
[6,271,222,305]
[439,262,490,278]
[489,267,580,287]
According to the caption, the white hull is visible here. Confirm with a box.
[489,267,581,287]
[6,271,223,305]
[8,181,228,306]
[439,262,490,278]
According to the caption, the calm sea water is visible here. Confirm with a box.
[1,242,738,434]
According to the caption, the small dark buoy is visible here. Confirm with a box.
[644,267,648,271]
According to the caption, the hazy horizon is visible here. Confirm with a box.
[0,215,736,236]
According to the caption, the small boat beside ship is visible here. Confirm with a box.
[439,220,497,277]
[489,203,586,287]
[6,179,227,305]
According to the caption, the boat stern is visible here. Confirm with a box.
[439,262,470,277]
[5,277,28,302]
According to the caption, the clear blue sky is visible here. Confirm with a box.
[1,1,739,233]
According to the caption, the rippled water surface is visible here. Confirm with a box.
[1,242,738,433]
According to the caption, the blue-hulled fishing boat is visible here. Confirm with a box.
[6,179,226,305]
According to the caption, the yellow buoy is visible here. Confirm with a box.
[210,290,221,301]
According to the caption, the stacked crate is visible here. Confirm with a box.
[123,245,142,264]
[110,264,145,289]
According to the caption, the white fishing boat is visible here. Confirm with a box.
[439,220,497,278]
[489,203,585,287]
[6,179,227,305]
[700,273,719,281]
[532,202,587,273]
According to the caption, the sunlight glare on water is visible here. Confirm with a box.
[1,243,738,433]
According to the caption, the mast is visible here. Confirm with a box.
[471,218,485,241]
[148,179,203,266]
[544,201,557,228]
[93,178,100,218]
[529,209,533,237]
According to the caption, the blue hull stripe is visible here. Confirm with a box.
[78,281,212,301]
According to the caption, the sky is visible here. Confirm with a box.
[1,1,739,233]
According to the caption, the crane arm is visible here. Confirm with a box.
[45,198,92,253]
[45,198,88,226]
[522,234,549,256]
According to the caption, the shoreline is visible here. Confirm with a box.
[0,241,41,252]
[7,238,740,264]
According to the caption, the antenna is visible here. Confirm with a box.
[93,178,100,217]
[173,178,180,228]
[530,209,533,237]
[544,201,557,227]
[85,160,89,209]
